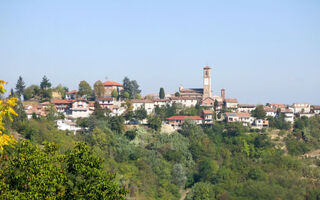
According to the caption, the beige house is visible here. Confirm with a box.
[237,104,256,113]
[170,97,198,107]
[103,81,123,97]
[224,99,238,109]
[69,99,90,118]
[131,99,155,115]
[292,103,310,114]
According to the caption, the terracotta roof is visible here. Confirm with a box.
[71,99,89,103]
[170,97,199,101]
[225,99,238,103]
[103,81,123,87]
[312,105,320,110]
[281,109,293,113]
[131,99,154,103]
[264,106,276,112]
[153,99,170,102]
[51,99,71,104]
[97,98,113,101]
[180,88,203,93]
[167,116,203,121]
[204,66,211,69]
[67,90,78,94]
[225,112,251,118]
[238,104,256,108]
[270,104,286,108]
[236,113,251,118]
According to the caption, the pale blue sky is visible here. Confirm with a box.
[1,0,319,104]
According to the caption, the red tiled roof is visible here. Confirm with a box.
[103,81,123,87]
[51,99,71,104]
[204,66,211,69]
[271,104,286,108]
[167,116,203,121]
[312,105,320,110]
[170,97,199,101]
[131,99,154,103]
[281,109,293,113]
[67,90,78,94]
[264,106,276,112]
[71,99,89,103]
[97,98,113,101]
[225,99,238,103]
[236,113,251,118]
[153,99,170,102]
[238,104,256,108]
[225,112,251,118]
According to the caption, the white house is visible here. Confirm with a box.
[66,90,78,100]
[292,103,311,114]
[56,119,81,134]
[170,97,198,107]
[154,99,171,107]
[69,99,90,118]
[131,99,155,115]
[264,106,277,117]
[97,98,115,109]
[253,119,269,129]
[281,109,294,124]
[237,104,256,113]
[224,99,238,110]
[312,106,320,114]
[51,99,71,114]
[224,112,254,126]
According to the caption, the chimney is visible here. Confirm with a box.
[221,89,225,101]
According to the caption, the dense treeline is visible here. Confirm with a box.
[2,101,320,199]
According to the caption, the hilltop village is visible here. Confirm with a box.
[21,66,320,133]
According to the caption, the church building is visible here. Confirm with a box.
[179,66,213,99]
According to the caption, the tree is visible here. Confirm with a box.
[0,141,66,199]
[159,88,165,99]
[0,141,127,199]
[78,80,92,98]
[123,91,130,99]
[65,142,127,199]
[111,89,118,98]
[214,100,219,111]
[186,182,216,200]
[175,92,180,97]
[55,84,68,99]
[23,85,40,100]
[135,94,142,100]
[147,115,162,132]
[122,77,141,99]
[94,80,105,98]
[15,76,25,99]
[252,105,266,119]
[0,80,17,153]
[40,76,51,90]
[93,101,105,119]
[172,164,187,188]
[134,107,147,120]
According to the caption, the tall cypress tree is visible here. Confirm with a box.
[15,76,25,99]
[159,88,165,99]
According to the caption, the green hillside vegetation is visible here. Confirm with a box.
[1,102,320,199]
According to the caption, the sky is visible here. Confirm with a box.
[1,0,319,104]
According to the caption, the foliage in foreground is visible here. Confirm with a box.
[0,141,127,200]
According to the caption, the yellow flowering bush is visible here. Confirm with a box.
[0,80,18,152]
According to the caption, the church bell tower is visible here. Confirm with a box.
[203,66,212,98]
